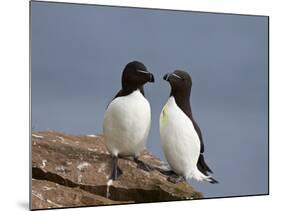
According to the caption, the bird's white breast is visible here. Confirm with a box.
[103,90,151,157]
[159,97,200,176]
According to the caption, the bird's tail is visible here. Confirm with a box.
[190,168,219,184]
[197,153,213,175]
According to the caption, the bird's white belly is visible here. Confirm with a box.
[103,90,151,157]
[160,97,200,176]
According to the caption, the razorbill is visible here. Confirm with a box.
[103,61,155,180]
[159,70,218,184]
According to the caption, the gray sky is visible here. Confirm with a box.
[31,1,268,198]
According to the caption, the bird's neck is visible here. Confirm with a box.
[170,91,193,119]
[122,84,145,96]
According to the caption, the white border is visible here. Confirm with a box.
[0,0,279,211]
[33,0,271,16]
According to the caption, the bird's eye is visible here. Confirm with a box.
[172,73,183,80]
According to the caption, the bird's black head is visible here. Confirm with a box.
[163,70,192,98]
[122,61,154,90]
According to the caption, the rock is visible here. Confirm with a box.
[32,179,120,209]
[31,131,202,210]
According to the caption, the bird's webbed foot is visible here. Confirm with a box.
[134,157,155,172]
[167,174,186,183]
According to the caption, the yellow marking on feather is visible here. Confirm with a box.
[160,105,168,124]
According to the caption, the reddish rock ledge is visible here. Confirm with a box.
[31,131,202,210]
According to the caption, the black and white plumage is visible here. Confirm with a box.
[103,61,154,180]
[160,70,218,184]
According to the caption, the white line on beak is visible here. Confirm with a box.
[172,73,182,79]
[137,69,150,74]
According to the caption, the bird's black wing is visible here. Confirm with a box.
[106,90,124,109]
[113,89,125,99]
[192,120,213,175]
[192,120,204,153]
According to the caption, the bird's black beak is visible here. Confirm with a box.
[137,69,154,83]
[163,73,170,81]
[149,73,155,83]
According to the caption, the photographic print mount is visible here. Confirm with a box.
[30,1,269,210]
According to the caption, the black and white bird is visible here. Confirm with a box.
[159,70,218,184]
[103,61,155,181]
